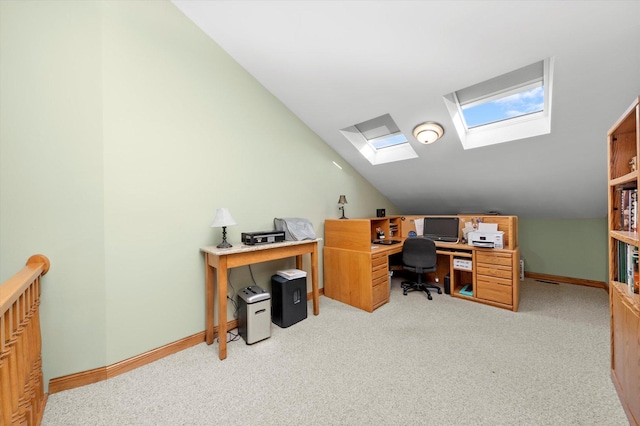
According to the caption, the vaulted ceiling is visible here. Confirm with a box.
[172,0,640,218]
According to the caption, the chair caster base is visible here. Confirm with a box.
[401,281,439,300]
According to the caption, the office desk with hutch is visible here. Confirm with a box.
[323,215,519,313]
[200,239,320,360]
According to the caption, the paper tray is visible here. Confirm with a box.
[276,269,307,280]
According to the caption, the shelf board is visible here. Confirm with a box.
[454,291,474,299]
[611,281,640,313]
[610,230,639,246]
[609,171,638,187]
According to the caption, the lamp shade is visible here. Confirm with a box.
[338,195,348,204]
[413,122,444,144]
[210,208,237,228]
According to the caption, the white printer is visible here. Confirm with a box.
[467,223,504,249]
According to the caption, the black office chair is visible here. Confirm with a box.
[400,237,442,300]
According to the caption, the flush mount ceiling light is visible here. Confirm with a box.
[413,122,444,144]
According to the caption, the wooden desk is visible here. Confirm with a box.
[200,239,320,360]
[324,216,520,312]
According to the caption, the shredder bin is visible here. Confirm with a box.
[238,286,271,344]
[271,273,307,328]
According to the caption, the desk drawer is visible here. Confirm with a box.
[372,274,388,288]
[476,277,512,305]
[371,253,389,280]
[476,251,513,267]
[372,263,388,279]
[477,264,512,280]
[372,254,387,268]
[372,277,389,306]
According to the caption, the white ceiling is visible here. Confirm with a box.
[172,0,640,218]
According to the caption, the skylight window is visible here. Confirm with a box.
[367,132,408,149]
[341,114,418,165]
[461,83,544,128]
[444,58,554,150]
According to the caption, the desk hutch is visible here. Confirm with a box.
[323,215,520,312]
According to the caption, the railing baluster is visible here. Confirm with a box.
[0,255,49,426]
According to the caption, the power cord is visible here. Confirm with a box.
[216,265,262,344]
[248,264,258,286]
[226,269,240,319]
[229,264,259,320]
[225,328,241,343]
[214,328,241,344]
[214,269,242,345]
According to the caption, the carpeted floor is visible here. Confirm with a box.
[41,278,628,425]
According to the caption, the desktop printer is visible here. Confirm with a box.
[467,223,504,249]
[242,230,285,245]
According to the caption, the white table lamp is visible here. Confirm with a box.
[211,208,237,248]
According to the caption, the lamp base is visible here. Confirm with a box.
[217,226,232,248]
[216,240,232,248]
[339,206,348,219]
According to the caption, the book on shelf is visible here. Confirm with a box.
[627,245,640,293]
[632,190,637,233]
[617,241,639,294]
[619,188,638,232]
[618,240,626,284]
[621,189,630,231]
[627,244,636,293]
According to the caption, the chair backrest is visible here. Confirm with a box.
[402,237,437,269]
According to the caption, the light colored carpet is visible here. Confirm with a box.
[42,278,628,425]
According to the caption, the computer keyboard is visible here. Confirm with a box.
[372,240,401,245]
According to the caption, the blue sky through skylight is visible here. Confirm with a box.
[461,86,544,128]
[370,133,407,149]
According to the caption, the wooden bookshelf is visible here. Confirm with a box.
[607,96,640,426]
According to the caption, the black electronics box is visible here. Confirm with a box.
[242,231,285,245]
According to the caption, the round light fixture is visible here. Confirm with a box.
[413,122,444,144]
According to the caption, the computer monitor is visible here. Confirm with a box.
[423,217,459,243]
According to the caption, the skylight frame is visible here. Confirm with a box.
[444,57,554,150]
[341,114,418,165]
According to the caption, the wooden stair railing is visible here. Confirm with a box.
[0,255,50,426]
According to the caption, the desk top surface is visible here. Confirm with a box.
[368,239,517,255]
[201,238,321,256]
[371,238,472,251]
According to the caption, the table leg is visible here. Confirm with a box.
[216,257,228,360]
[205,255,215,345]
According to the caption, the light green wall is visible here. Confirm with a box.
[0,0,399,388]
[0,1,108,381]
[519,217,608,283]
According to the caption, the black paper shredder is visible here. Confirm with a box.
[271,270,308,328]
